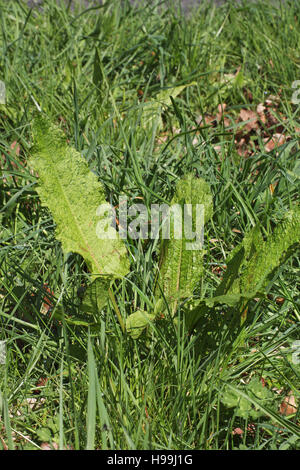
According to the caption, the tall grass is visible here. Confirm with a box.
[0,0,299,450]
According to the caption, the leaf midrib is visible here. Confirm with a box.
[45,145,104,275]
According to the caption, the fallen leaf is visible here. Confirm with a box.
[10,141,20,156]
[40,284,55,315]
[264,133,287,152]
[257,103,266,114]
[34,377,49,394]
[280,391,297,416]
[40,442,59,450]
[0,435,8,450]
[239,109,259,131]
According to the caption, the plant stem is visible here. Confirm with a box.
[108,287,125,333]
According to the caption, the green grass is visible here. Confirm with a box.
[0,0,299,450]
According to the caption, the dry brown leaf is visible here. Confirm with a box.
[196,114,216,126]
[217,103,227,115]
[280,391,297,416]
[0,434,8,450]
[266,110,280,126]
[239,109,259,131]
[266,94,280,105]
[264,133,287,152]
[11,141,20,156]
[257,103,266,114]
[205,115,216,125]
[40,442,59,450]
[40,442,73,450]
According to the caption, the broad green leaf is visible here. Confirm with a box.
[209,207,300,304]
[221,377,274,420]
[51,306,100,327]
[126,310,155,339]
[213,225,264,298]
[141,82,196,130]
[29,116,130,278]
[155,174,213,315]
[36,427,52,442]
[222,382,300,436]
[204,293,245,308]
[238,206,300,297]
[185,206,300,330]
[81,277,111,315]
[156,83,197,106]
